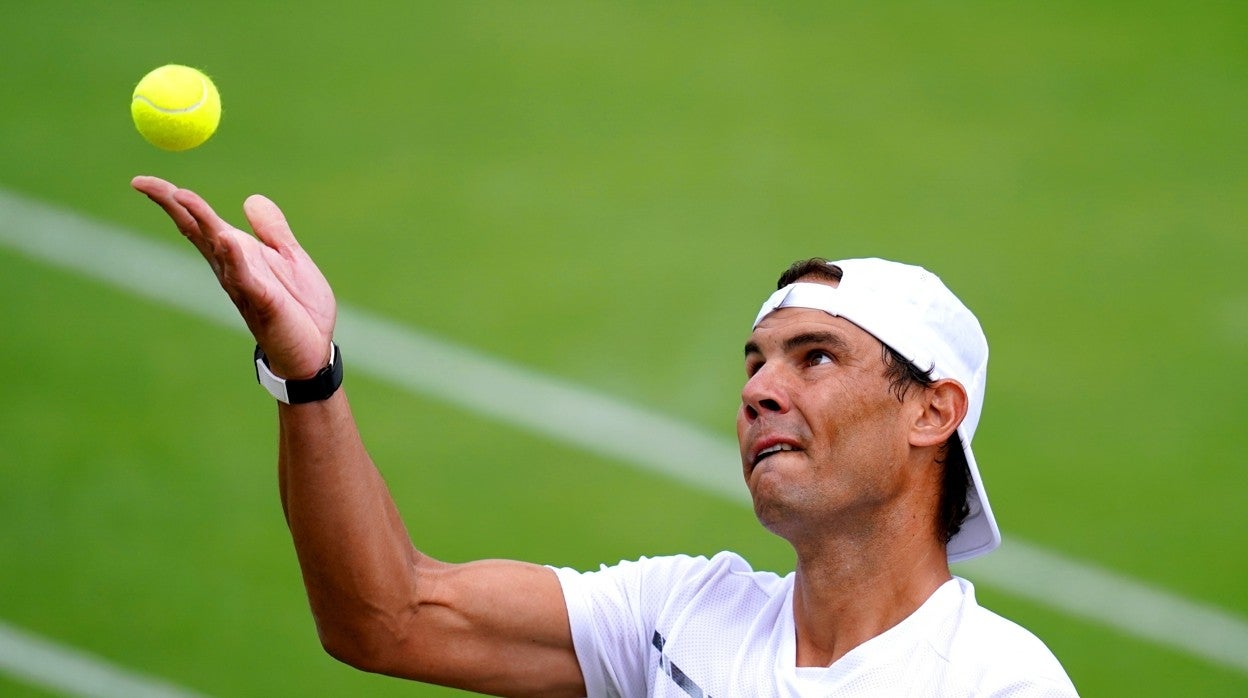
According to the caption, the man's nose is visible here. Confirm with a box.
[741,365,790,422]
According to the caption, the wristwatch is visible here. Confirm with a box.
[254,342,343,404]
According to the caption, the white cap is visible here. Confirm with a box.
[752,257,1000,562]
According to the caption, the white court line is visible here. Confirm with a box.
[958,540,1248,675]
[0,620,206,698]
[1,187,1247,694]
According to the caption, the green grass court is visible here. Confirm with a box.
[2,3,1246,696]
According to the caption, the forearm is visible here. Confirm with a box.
[276,388,424,661]
[132,177,584,692]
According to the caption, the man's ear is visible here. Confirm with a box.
[909,378,968,448]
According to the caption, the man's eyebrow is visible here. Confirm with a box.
[784,331,852,354]
[743,331,852,359]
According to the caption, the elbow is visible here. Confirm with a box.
[316,620,377,672]
[307,557,446,677]
[318,628,373,673]
[314,610,418,676]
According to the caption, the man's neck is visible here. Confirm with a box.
[789,533,950,667]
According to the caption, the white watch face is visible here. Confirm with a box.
[256,355,292,404]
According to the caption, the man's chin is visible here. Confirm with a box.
[751,495,796,540]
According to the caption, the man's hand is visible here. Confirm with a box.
[132,176,336,378]
[131,176,586,696]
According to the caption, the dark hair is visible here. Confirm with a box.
[775,258,972,545]
[776,257,842,288]
[880,347,972,544]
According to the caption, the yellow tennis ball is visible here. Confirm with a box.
[131,65,221,152]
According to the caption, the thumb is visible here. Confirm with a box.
[243,194,299,252]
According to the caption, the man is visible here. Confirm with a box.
[132,175,1077,696]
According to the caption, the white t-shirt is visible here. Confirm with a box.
[553,551,1078,697]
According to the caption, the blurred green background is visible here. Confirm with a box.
[2,2,1245,695]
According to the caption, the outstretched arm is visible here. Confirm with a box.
[132,177,585,697]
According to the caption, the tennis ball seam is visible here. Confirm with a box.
[132,77,210,114]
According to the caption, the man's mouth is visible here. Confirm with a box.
[753,442,798,466]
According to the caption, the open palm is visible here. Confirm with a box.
[133,176,336,379]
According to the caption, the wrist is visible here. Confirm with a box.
[255,342,343,404]
[266,344,333,381]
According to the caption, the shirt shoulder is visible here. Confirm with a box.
[945,578,1080,696]
[551,551,793,698]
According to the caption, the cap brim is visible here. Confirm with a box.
[946,424,1001,563]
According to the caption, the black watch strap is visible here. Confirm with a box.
[254,343,343,404]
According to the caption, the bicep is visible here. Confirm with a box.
[374,557,586,698]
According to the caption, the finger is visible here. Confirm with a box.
[171,187,237,238]
[131,174,173,195]
[131,176,205,244]
[243,194,301,253]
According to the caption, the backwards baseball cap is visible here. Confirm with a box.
[752,257,1000,562]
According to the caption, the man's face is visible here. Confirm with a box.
[736,292,924,541]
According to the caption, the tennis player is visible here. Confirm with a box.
[133,175,1077,696]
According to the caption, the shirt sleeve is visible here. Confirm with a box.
[550,555,713,698]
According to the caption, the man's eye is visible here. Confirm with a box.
[807,351,834,367]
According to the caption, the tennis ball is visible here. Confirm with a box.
[131,65,221,152]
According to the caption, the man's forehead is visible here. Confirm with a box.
[745,306,875,351]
